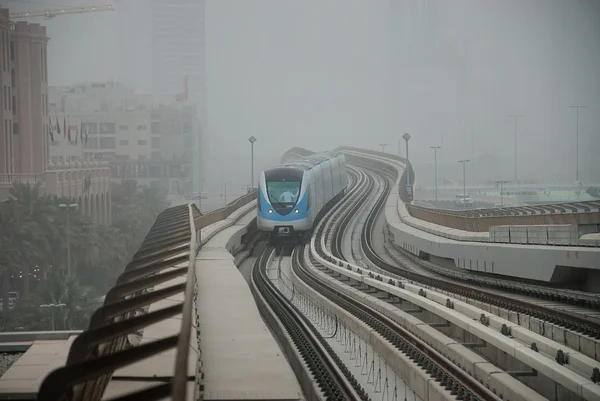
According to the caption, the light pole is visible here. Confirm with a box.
[40,303,66,331]
[248,136,257,190]
[59,203,78,276]
[468,121,475,184]
[492,180,510,206]
[430,146,441,201]
[458,159,471,198]
[221,182,227,205]
[509,114,523,184]
[379,143,387,153]
[403,133,411,189]
[569,105,586,182]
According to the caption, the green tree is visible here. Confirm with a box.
[0,179,169,324]
[1,272,99,331]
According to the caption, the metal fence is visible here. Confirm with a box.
[36,191,257,401]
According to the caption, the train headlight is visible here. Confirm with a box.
[268,209,273,214]
[294,209,299,214]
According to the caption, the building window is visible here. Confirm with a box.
[118,124,128,131]
[99,122,116,134]
[151,122,160,133]
[137,125,147,130]
[12,122,18,135]
[10,69,15,88]
[10,41,14,62]
[82,122,98,135]
[119,139,129,145]
[151,137,160,149]
[99,137,116,149]
[84,137,98,149]
[137,140,147,145]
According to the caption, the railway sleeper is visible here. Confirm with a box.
[314,258,596,400]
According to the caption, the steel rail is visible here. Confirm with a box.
[354,162,600,338]
[292,168,498,401]
[252,245,369,401]
[297,243,498,401]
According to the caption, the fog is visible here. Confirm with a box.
[8,0,600,195]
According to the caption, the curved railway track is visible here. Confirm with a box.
[251,244,370,401]
[251,154,600,401]
[344,159,600,340]
[253,164,501,401]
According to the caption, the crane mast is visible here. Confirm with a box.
[10,5,114,20]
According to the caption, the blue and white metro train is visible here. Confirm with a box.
[257,152,348,241]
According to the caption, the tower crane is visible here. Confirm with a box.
[9,5,114,20]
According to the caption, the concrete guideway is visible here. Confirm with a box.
[310,227,600,401]
[343,149,600,285]
[194,204,304,400]
[1,191,294,401]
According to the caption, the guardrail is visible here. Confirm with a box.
[406,202,600,232]
[336,146,414,203]
[194,190,256,230]
[36,191,257,401]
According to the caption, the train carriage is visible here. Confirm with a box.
[257,152,347,242]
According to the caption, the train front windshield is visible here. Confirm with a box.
[267,181,301,204]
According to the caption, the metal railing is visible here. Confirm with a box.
[406,201,600,232]
[35,189,258,401]
[36,203,200,401]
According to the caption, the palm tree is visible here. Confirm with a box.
[37,271,98,330]
[0,200,45,305]
[6,183,60,295]
[2,271,99,331]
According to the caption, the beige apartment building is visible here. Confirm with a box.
[0,9,111,224]
[49,82,195,197]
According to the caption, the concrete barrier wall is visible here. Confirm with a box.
[193,190,256,230]
[345,150,600,285]
[407,203,600,232]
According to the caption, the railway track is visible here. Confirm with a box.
[252,164,501,401]
[304,164,600,399]
[347,159,600,342]
[251,244,370,401]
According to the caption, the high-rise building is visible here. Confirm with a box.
[151,0,205,108]
[151,0,205,195]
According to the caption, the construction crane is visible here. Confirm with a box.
[9,5,114,20]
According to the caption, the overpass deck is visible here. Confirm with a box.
[195,209,303,400]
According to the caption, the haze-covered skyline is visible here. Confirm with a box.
[7,0,600,193]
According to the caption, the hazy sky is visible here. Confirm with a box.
[8,0,600,193]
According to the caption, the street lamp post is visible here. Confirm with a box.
[379,143,387,153]
[569,105,587,182]
[59,203,78,276]
[248,136,257,190]
[458,159,471,199]
[403,133,412,199]
[39,303,66,331]
[430,146,441,201]
[221,182,227,206]
[492,180,510,206]
[509,114,523,184]
[468,121,475,184]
